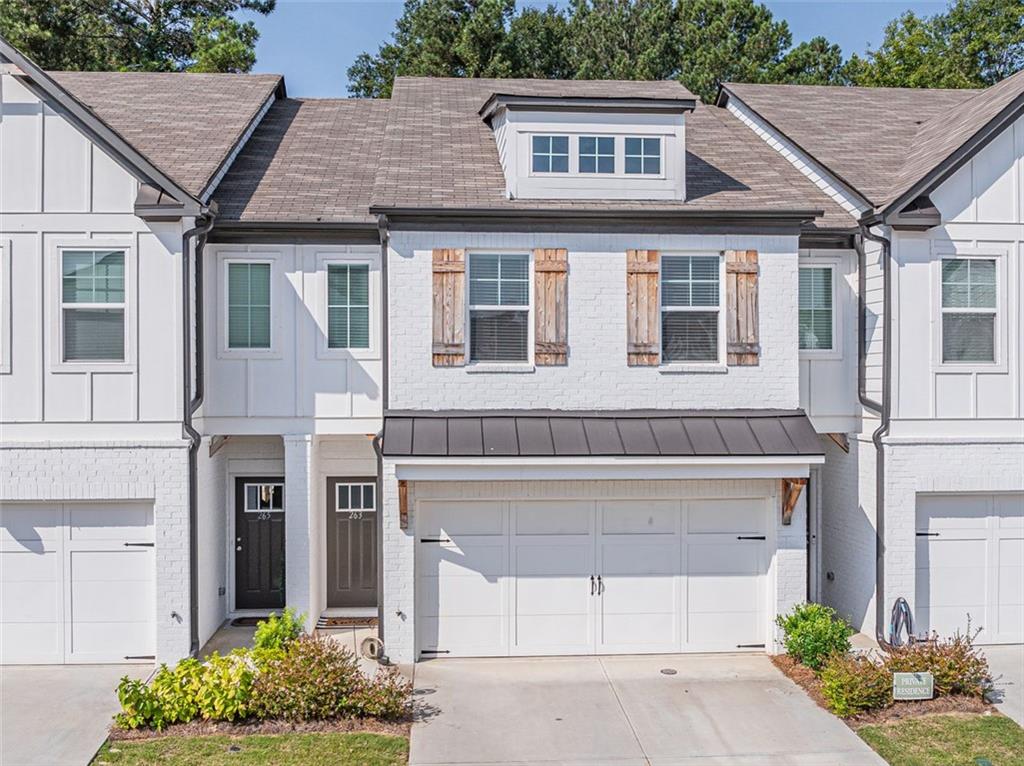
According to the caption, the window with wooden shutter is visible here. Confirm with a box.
[626,249,659,366]
[534,248,568,365]
[432,248,466,367]
[725,250,760,366]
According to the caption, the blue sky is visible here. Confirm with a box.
[241,0,949,97]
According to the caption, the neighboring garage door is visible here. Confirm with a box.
[916,493,1023,645]
[0,502,156,664]
[416,497,769,658]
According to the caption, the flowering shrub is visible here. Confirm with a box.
[881,632,989,698]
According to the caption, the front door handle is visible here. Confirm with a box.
[597,575,604,595]
[590,575,596,595]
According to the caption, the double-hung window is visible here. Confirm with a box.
[625,137,660,175]
[227,262,271,349]
[327,264,370,349]
[61,249,126,362]
[468,252,530,363]
[799,266,834,351]
[661,255,721,363]
[579,136,615,174]
[531,136,569,173]
[941,257,996,363]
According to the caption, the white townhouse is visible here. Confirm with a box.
[1,34,1021,669]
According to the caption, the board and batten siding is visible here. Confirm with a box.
[889,111,1024,436]
[387,231,801,411]
[0,72,185,440]
[199,243,383,435]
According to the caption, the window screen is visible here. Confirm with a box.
[469,253,530,363]
[61,249,125,361]
[625,137,660,175]
[579,136,614,174]
[532,135,569,173]
[228,262,271,349]
[327,264,370,349]
[661,255,720,363]
[941,258,996,363]
[799,267,833,351]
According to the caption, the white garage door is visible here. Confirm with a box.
[916,493,1023,644]
[1,502,156,664]
[417,497,769,658]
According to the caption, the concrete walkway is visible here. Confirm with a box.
[984,644,1024,726]
[409,654,885,766]
[0,664,151,766]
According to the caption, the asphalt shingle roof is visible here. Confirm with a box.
[213,98,390,223]
[371,77,852,228]
[721,82,985,206]
[51,71,282,198]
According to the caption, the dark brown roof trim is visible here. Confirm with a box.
[209,220,379,245]
[480,93,696,121]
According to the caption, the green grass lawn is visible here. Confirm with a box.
[858,714,1024,766]
[92,732,408,766]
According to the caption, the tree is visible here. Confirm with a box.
[774,36,848,86]
[0,0,275,73]
[566,0,680,81]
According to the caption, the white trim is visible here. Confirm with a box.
[931,247,1007,373]
[200,92,276,202]
[798,258,842,360]
[315,250,381,361]
[0,239,11,374]
[658,252,726,367]
[527,132,668,181]
[334,480,377,513]
[242,481,284,512]
[465,250,535,367]
[217,250,284,360]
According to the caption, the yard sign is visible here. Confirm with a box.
[892,672,934,700]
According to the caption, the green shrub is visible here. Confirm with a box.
[882,633,989,698]
[251,634,411,721]
[253,607,305,651]
[820,653,891,717]
[775,602,853,671]
[115,659,202,731]
[192,650,258,721]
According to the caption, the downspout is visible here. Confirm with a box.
[858,222,893,644]
[373,214,390,653]
[182,214,216,657]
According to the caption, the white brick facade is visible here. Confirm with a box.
[0,441,191,662]
[387,231,801,411]
[380,468,807,663]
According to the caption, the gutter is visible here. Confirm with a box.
[858,222,893,643]
[182,214,216,657]
[370,205,823,222]
[373,214,390,652]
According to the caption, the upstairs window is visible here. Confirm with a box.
[661,255,721,363]
[227,262,271,349]
[625,137,660,175]
[799,267,834,351]
[61,249,126,362]
[468,252,530,363]
[941,257,996,363]
[579,136,615,174]
[532,135,569,173]
[327,264,370,349]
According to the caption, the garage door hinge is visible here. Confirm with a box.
[421,649,450,655]
[124,542,155,547]
[915,532,939,537]
[736,535,766,540]
[736,644,765,649]
[124,655,155,660]
[419,537,451,544]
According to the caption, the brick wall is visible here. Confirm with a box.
[1,441,191,662]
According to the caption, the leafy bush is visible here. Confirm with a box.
[775,603,853,671]
[252,634,411,721]
[192,650,259,721]
[116,659,202,731]
[882,632,990,698]
[820,653,892,717]
[253,607,305,651]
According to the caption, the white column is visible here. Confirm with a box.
[381,460,416,663]
[283,434,318,632]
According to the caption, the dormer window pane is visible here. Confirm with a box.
[579,136,615,174]
[532,135,569,173]
[625,137,660,175]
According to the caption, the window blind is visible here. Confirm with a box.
[61,250,125,362]
[661,255,719,363]
[327,264,370,349]
[228,262,271,349]
[469,253,530,362]
[799,267,833,351]
[941,258,995,363]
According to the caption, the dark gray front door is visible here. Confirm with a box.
[235,477,285,610]
[326,477,378,608]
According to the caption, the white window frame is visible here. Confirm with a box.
[798,258,842,360]
[242,482,284,512]
[658,252,727,370]
[0,240,10,374]
[334,481,377,514]
[465,249,535,370]
[49,239,135,373]
[933,249,1005,371]
[526,132,669,181]
[530,135,570,175]
[315,248,381,361]
[624,136,662,176]
[578,135,616,174]
[218,250,283,359]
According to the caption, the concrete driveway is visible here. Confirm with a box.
[0,664,152,766]
[409,654,884,766]
[984,644,1024,725]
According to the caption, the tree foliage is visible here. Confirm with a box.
[0,0,275,72]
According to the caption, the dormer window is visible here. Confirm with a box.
[579,136,615,174]
[625,137,661,175]
[532,135,569,173]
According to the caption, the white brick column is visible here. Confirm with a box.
[283,434,317,632]
[772,482,809,652]
[381,460,416,663]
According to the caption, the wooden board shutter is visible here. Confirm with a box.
[626,249,659,366]
[534,248,568,365]
[725,250,760,366]
[432,248,466,367]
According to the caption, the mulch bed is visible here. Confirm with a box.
[770,654,993,729]
[108,717,410,742]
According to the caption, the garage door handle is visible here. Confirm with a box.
[590,575,596,595]
[597,575,604,595]
[124,542,155,547]
[736,536,765,541]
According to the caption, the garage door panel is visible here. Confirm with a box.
[419,615,506,655]
[688,611,762,649]
[1,548,60,580]
[70,620,155,662]
[72,579,154,622]
[1,624,61,664]
[601,542,677,575]
[2,577,62,621]
[418,542,506,578]
[688,500,763,535]
[515,502,591,535]
[0,503,62,545]
[997,605,1023,639]
[688,542,764,575]
[917,537,986,570]
[516,576,589,616]
[600,613,675,647]
[418,501,504,537]
[70,549,154,582]
[917,495,990,526]
[417,573,503,616]
[515,614,592,653]
[688,574,761,613]
[599,501,678,535]
[515,543,590,576]
[68,503,153,541]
